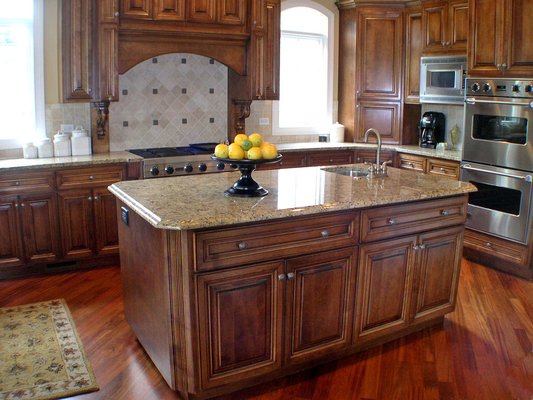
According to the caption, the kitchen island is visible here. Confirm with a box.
[109,165,476,400]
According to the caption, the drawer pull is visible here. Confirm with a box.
[88,196,93,201]
[14,181,20,186]
[238,241,247,250]
[329,159,334,163]
[485,242,493,248]
[88,175,95,181]
[14,203,19,208]
[321,230,329,238]
[287,272,295,280]
[413,244,419,250]
[278,274,287,281]
[94,196,99,201]
[440,167,446,172]
[387,218,397,225]
[440,210,449,216]
[419,244,426,250]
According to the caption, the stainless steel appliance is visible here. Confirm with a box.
[420,56,467,105]
[128,143,236,179]
[461,77,533,244]
[419,111,445,149]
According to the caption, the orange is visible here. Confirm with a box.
[214,143,229,159]
[261,143,278,159]
[249,133,263,148]
[234,134,248,145]
[228,143,245,160]
[247,147,262,160]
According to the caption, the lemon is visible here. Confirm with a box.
[247,147,263,160]
[234,133,248,145]
[240,139,253,151]
[228,143,245,160]
[261,143,278,159]
[214,143,229,159]
[249,133,263,147]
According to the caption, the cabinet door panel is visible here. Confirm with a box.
[355,101,401,144]
[188,0,216,23]
[285,248,356,364]
[20,194,60,263]
[468,0,503,74]
[356,236,416,343]
[197,261,284,389]
[449,1,468,50]
[422,3,447,51]
[405,8,422,103]
[93,188,119,255]
[58,190,94,258]
[218,0,246,25]
[412,227,463,322]
[121,0,151,19]
[506,0,533,75]
[0,197,23,268]
[154,0,185,20]
[97,25,119,101]
[264,0,280,99]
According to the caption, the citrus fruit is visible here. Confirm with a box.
[261,143,278,159]
[214,143,229,159]
[249,133,263,147]
[240,139,253,151]
[228,143,245,160]
[234,134,248,145]
[247,147,262,160]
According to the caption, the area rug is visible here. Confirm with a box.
[0,299,98,400]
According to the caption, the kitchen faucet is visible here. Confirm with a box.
[363,128,390,176]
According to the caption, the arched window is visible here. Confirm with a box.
[273,1,334,135]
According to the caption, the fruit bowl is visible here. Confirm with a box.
[211,154,282,197]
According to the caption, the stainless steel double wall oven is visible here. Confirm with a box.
[461,78,533,244]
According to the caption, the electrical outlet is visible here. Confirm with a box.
[259,117,270,126]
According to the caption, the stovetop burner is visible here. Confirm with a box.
[128,143,218,159]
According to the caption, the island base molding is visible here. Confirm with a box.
[116,195,467,399]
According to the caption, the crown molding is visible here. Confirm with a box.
[336,0,418,10]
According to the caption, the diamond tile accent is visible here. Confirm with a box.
[110,53,228,150]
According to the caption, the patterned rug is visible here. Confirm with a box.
[0,299,98,400]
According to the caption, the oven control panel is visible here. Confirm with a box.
[466,78,533,98]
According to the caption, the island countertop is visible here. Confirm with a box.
[109,164,476,230]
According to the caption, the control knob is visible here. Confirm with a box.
[471,82,480,92]
[482,83,492,92]
[183,164,193,173]
[149,166,160,176]
[216,162,225,170]
[526,85,533,94]
[512,84,521,93]
[164,165,174,174]
[198,163,207,172]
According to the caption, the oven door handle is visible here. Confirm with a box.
[465,97,533,108]
[461,164,533,182]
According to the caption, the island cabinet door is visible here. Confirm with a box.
[92,187,119,255]
[284,247,357,365]
[196,261,284,390]
[0,196,24,268]
[354,236,417,344]
[411,226,463,323]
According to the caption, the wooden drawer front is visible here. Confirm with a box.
[355,150,394,165]
[307,151,354,167]
[0,172,54,194]
[361,196,467,243]
[195,212,360,271]
[258,152,307,170]
[464,229,529,266]
[398,154,425,172]
[426,158,459,179]
[56,165,125,189]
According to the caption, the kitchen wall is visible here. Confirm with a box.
[109,54,228,151]
[421,104,465,150]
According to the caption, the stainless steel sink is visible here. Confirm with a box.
[321,166,370,178]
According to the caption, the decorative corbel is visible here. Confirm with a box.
[90,101,111,153]
[230,99,252,140]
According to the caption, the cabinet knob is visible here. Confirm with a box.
[321,230,329,238]
[88,175,95,181]
[502,63,507,69]
[94,196,99,201]
[114,11,120,17]
[15,203,19,208]
[387,218,397,225]
[485,242,493,248]
[88,196,93,201]
[238,241,247,250]
[14,181,20,186]
[440,210,449,216]
[278,274,287,281]
[287,272,295,280]
[419,244,426,250]
[440,167,446,172]
[20,203,25,207]
[329,159,334,163]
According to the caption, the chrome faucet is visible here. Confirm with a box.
[363,128,390,176]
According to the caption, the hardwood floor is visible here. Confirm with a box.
[1,259,531,400]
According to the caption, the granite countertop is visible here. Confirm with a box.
[109,165,476,231]
[0,152,143,172]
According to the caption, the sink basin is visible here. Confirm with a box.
[321,166,370,178]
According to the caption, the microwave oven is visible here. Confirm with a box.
[420,56,467,105]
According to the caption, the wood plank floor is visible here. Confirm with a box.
[1,259,532,400]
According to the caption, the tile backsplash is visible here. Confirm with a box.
[109,53,228,151]
[421,104,465,150]
[45,103,91,137]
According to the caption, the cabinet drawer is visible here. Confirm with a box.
[426,158,459,179]
[56,165,125,189]
[361,196,467,242]
[194,211,360,271]
[398,154,425,172]
[0,171,54,193]
[307,150,354,167]
[258,152,306,170]
[463,229,529,266]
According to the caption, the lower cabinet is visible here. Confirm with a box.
[397,152,460,179]
[196,247,357,389]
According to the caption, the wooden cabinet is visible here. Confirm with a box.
[339,6,404,144]
[405,5,423,103]
[0,197,23,268]
[123,0,188,21]
[397,153,460,179]
[422,0,467,54]
[355,149,394,165]
[468,0,533,77]
[307,150,354,167]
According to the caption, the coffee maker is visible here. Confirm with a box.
[419,112,445,148]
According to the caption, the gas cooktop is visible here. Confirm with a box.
[128,143,218,158]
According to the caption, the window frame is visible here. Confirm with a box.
[272,0,334,136]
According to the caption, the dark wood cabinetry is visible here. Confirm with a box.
[405,5,423,104]
[397,153,460,179]
[468,0,533,77]
[422,0,467,54]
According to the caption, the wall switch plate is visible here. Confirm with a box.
[121,207,129,226]
[259,117,270,126]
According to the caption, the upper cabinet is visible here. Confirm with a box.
[404,4,422,103]
[421,0,468,54]
[468,0,533,77]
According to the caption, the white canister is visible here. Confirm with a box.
[35,138,54,158]
[23,142,38,159]
[329,122,345,143]
[71,126,92,156]
[53,131,72,157]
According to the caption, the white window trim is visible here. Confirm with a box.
[272,0,334,136]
